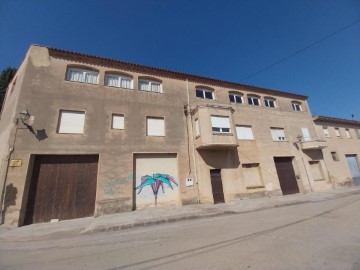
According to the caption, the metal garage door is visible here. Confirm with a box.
[274,157,300,195]
[24,155,98,225]
[346,155,360,186]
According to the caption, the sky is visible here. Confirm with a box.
[0,0,359,119]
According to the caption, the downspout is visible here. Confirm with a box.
[186,79,200,204]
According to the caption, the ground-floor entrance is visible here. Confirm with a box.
[210,169,225,203]
[345,154,360,186]
[24,155,99,225]
[274,157,300,195]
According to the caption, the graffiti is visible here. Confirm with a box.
[136,173,178,206]
[101,174,133,196]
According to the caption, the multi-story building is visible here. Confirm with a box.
[0,45,334,226]
[313,116,360,187]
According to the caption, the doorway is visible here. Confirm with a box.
[346,154,360,186]
[274,157,300,195]
[210,169,225,203]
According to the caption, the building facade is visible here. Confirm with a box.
[0,45,337,226]
[313,116,360,187]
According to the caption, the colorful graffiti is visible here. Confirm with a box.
[101,174,133,196]
[136,173,178,206]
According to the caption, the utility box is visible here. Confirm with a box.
[185,178,194,187]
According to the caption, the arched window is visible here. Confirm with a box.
[291,101,302,111]
[229,92,243,104]
[105,73,133,89]
[264,97,276,108]
[247,95,260,106]
[138,77,162,93]
[196,87,214,99]
[66,67,99,84]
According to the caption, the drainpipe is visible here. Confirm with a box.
[186,79,200,204]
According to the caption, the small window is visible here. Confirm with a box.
[229,93,243,104]
[147,117,165,136]
[248,95,260,106]
[105,74,133,89]
[345,129,351,139]
[270,127,286,141]
[264,97,276,108]
[196,88,214,99]
[195,119,200,137]
[331,152,339,161]
[58,110,85,134]
[66,68,99,84]
[236,125,254,140]
[335,128,341,138]
[292,101,302,111]
[323,126,330,138]
[211,116,231,133]
[139,79,162,93]
[112,114,124,129]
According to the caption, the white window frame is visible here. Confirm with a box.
[323,126,330,138]
[247,95,260,106]
[264,98,276,108]
[335,128,341,138]
[236,125,254,140]
[196,88,214,100]
[66,68,99,84]
[112,114,125,130]
[195,118,200,137]
[270,127,286,141]
[58,110,85,134]
[211,115,231,133]
[292,102,302,111]
[105,74,133,89]
[139,79,162,93]
[146,116,165,136]
[229,93,243,104]
[345,129,351,139]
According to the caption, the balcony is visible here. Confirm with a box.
[299,137,327,150]
[191,105,238,149]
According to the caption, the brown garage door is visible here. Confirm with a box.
[24,155,98,225]
[274,157,300,195]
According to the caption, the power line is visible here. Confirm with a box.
[240,18,360,82]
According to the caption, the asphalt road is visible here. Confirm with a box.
[1,194,359,270]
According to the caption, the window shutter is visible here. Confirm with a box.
[301,128,310,141]
[211,116,230,128]
[112,115,124,129]
[236,126,254,140]
[270,128,278,141]
[195,119,200,136]
[58,111,85,134]
[147,117,165,136]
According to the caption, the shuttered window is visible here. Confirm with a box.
[58,111,85,134]
[112,114,124,129]
[236,125,254,140]
[147,117,165,136]
[195,119,200,137]
[323,126,330,138]
[270,127,286,141]
[211,116,231,133]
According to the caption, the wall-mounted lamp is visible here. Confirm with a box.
[18,109,35,126]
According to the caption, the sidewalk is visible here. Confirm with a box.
[1,187,359,242]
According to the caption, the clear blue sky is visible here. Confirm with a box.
[1,0,359,119]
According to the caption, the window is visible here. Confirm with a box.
[292,101,302,111]
[357,129,360,139]
[335,128,341,138]
[264,97,276,108]
[247,95,260,106]
[147,117,165,136]
[270,127,286,141]
[195,119,200,137]
[105,74,133,89]
[58,110,85,134]
[66,68,99,84]
[229,93,243,104]
[139,79,162,93]
[211,116,231,133]
[301,128,311,141]
[323,126,330,138]
[112,114,124,129]
[196,88,214,99]
[331,152,339,161]
[236,125,254,140]
[345,129,351,139]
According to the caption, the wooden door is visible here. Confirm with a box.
[24,155,98,225]
[210,169,225,204]
[274,157,300,195]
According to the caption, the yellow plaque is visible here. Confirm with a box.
[9,160,22,167]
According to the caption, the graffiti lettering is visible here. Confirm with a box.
[101,173,133,196]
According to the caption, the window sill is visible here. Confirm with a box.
[273,140,288,142]
[105,85,134,91]
[212,132,233,136]
[138,89,163,94]
[238,139,255,141]
[65,79,99,85]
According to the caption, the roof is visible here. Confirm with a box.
[41,45,308,100]
[313,115,360,127]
